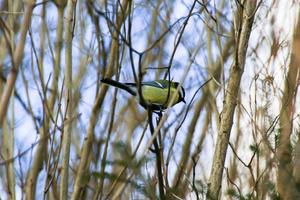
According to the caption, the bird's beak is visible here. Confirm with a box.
[182,99,186,104]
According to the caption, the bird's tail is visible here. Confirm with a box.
[101,78,137,96]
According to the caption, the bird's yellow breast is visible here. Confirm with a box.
[141,85,179,107]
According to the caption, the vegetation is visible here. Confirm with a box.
[0,0,299,199]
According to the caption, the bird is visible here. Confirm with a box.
[101,78,186,111]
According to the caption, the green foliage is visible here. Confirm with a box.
[91,141,158,198]
[249,144,260,155]
[225,187,248,200]
[81,170,91,186]
[266,181,280,200]
[274,128,281,148]
[225,188,255,200]
[226,181,280,200]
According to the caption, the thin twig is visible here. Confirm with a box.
[147,107,165,199]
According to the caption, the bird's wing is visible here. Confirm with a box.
[141,81,165,89]
[125,81,165,89]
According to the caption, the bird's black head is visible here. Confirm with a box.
[173,82,186,104]
[179,86,186,103]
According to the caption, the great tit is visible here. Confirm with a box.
[101,78,186,110]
